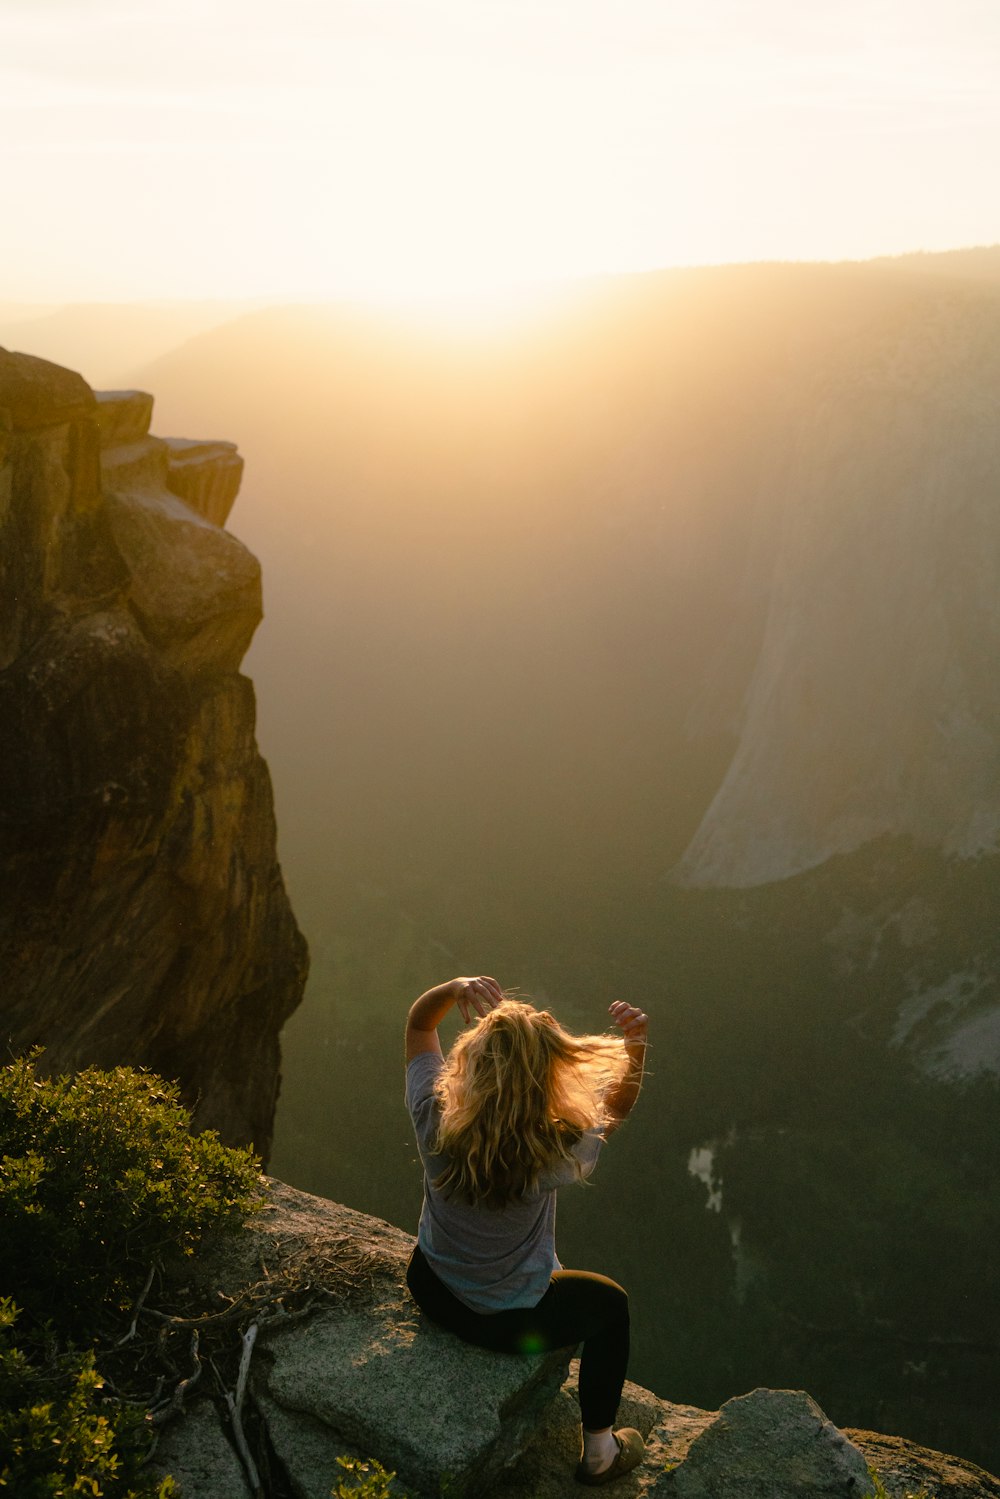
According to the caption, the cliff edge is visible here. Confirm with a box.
[154,1178,1000,1499]
[0,349,307,1158]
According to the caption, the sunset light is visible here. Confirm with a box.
[5,0,1000,305]
[6,0,1000,1487]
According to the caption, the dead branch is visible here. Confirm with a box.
[225,1323,262,1498]
[114,1264,157,1348]
[150,1329,202,1426]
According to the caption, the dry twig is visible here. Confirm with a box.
[150,1329,202,1426]
[114,1264,157,1348]
[225,1323,262,1498]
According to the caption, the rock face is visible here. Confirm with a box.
[0,350,307,1157]
[157,1182,1000,1499]
[673,282,1000,889]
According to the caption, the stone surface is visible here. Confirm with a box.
[94,388,154,447]
[498,1382,865,1499]
[104,483,261,674]
[100,433,172,493]
[497,1375,1000,1499]
[661,1388,874,1498]
[0,345,94,428]
[164,435,244,526]
[153,1398,251,1499]
[846,1430,1000,1499]
[257,1310,570,1499]
[489,1369,670,1499]
[188,1179,573,1499]
[165,1185,1000,1499]
[0,351,306,1156]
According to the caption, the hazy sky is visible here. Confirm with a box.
[4,0,1000,305]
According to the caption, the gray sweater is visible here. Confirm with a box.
[405,1051,604,1312]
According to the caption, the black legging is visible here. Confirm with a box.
[406,1244,630,1430]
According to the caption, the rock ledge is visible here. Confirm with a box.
[156,1180,1000,1499]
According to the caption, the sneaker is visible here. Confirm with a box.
[575,1428,645,1485]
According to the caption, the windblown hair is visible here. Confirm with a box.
[432,999,631,1208]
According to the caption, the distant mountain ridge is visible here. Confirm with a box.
[872,243,1000,282]
[0,298,271,389]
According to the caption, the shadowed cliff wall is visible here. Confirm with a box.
[0,349,307,1159]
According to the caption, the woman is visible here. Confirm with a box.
[404,974,648,1486]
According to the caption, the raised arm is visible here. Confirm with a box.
[603,1001,648,1134]
[404,975,504,1062]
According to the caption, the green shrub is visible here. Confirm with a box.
[0,1053,262,1497]
[331,1455,404,1497]
[0,1054,261,1340]
[0,1297,175,1498]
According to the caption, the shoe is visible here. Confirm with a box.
[574,1428,645,1485]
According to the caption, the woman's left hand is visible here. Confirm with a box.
[609,1001,648,1048]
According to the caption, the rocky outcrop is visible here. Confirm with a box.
[495,1374,1000,1498]
[168,1179,574,1499]
[662,1388,874,1497]
[156,1181,1000,1499]
[0,350,307,1157]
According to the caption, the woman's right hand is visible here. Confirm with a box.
[603,1002,648,1130]
[452,975,504,1024]
[406,976,504,1058]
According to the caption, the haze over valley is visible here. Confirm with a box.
[5,247,998,1467]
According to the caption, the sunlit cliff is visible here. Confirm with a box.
[0,350,307,1157]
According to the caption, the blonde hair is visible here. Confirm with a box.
[432,999,631,1208]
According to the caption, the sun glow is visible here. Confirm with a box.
[336,280,595,342]
[3,0,1000,307]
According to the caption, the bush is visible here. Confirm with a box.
[0,1297,175,1498]
[0,1054,261,1340]
[331,1455,403,1497]
[0,1053,261,1497]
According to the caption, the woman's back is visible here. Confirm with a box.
[406,1048,604,1311]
